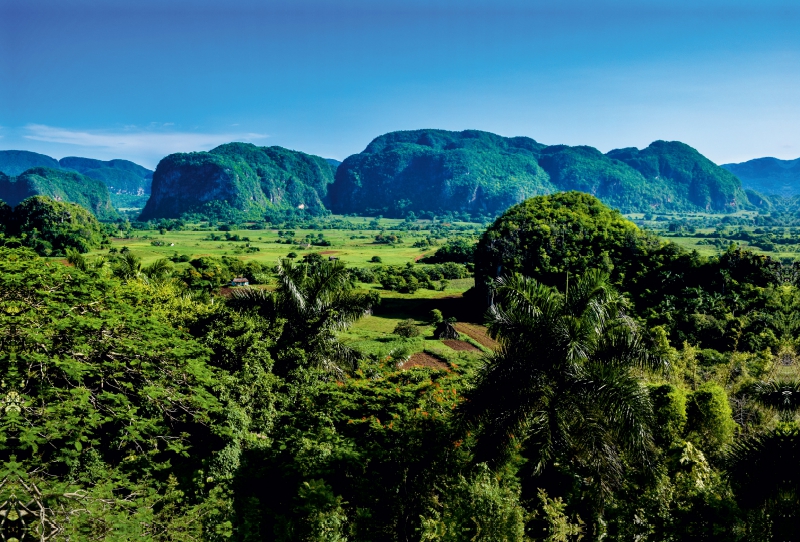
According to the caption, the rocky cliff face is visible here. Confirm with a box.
[139,143,337,220]
[328,130,752,217]
[0,167,118,220]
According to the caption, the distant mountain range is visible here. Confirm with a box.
[328,130,752,217]
[721,157,800,198]
[0,150,153,209]
[3,134,797,222]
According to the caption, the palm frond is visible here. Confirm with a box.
[752,380,800,412]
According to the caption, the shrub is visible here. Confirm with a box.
[393,319,421,338]
[370,255,382,263]
[686,383,736,456]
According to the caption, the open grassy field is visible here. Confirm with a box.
[659,226,800,259]
[90,213,800,368]
[92,216,482,267]
[91,217,489,368]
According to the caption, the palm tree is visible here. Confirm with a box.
[231,258,377,377]
[458,270,662,497]
[142,258,173,281]
[113,253,142,280]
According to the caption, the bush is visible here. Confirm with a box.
[10,196,107,256]
[287,252,298,258]
[370,255,382,263]
[350,267,376,284]
[473,192,643,294]
[686,383,736,456]
[393,319,421,338]
[424,237,476,264]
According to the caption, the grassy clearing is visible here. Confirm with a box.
[91,218,487,368]
[93,216,484,266]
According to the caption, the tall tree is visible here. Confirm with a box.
[231,258,378,377]
[459,270,662,498]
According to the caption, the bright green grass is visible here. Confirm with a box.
[90,219,484,363]
[93,217,482,266]
[96,227,435,266]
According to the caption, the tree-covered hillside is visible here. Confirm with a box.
[607,141,750,211]
[0,195,108,255]
[60,156,153,196]
[0,167,119,220]
[0,150,154,209]
[139,142,337,221]
[0,149,62,175]
[722,156,800,197]
[328,129,754,217]
[329,129,555,218]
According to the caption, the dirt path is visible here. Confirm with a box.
[400,352,450,370]
[454,323,499,350]
[442,340,481,353]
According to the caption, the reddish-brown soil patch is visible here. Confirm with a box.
[454,323,498,350]
[218,287,235,298]
[442,339,481,352]
[400,352,450,371]
[318,250,340,255]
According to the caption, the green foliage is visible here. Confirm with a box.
[460,271,662,503]
[474,191,643,291]
[329,129,753,219]
[607,141,750,212]
[393,319,421,338]
[649,384,688,449]
[330,129,553,218]
[419,465,528,542]
[0,247,224,536]
[422,237,476,264]
[375,262,470,293]
[140,142,336,221]
[4,195,107,256]
[60,156,153,196]
[229,258,379,377]
[0,149,61,175]
[686,383,736,456]
[0,167,119,220]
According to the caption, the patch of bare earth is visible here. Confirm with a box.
[442,340,481,352]
[454,323,498,350]
[400,352,450,371]
[319,250,340,255]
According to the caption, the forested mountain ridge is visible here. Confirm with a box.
[0,150,154,209]
[59,156,153,196]
[0,149,62,175]
[328,129,754,217]
[722,156,800,197]
[329,129,554,217]
[0,167,119,220]
[139,142,337,221]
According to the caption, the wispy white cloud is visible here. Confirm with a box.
[21,124,269,167]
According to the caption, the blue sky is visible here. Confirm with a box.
[1,0,798,169]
